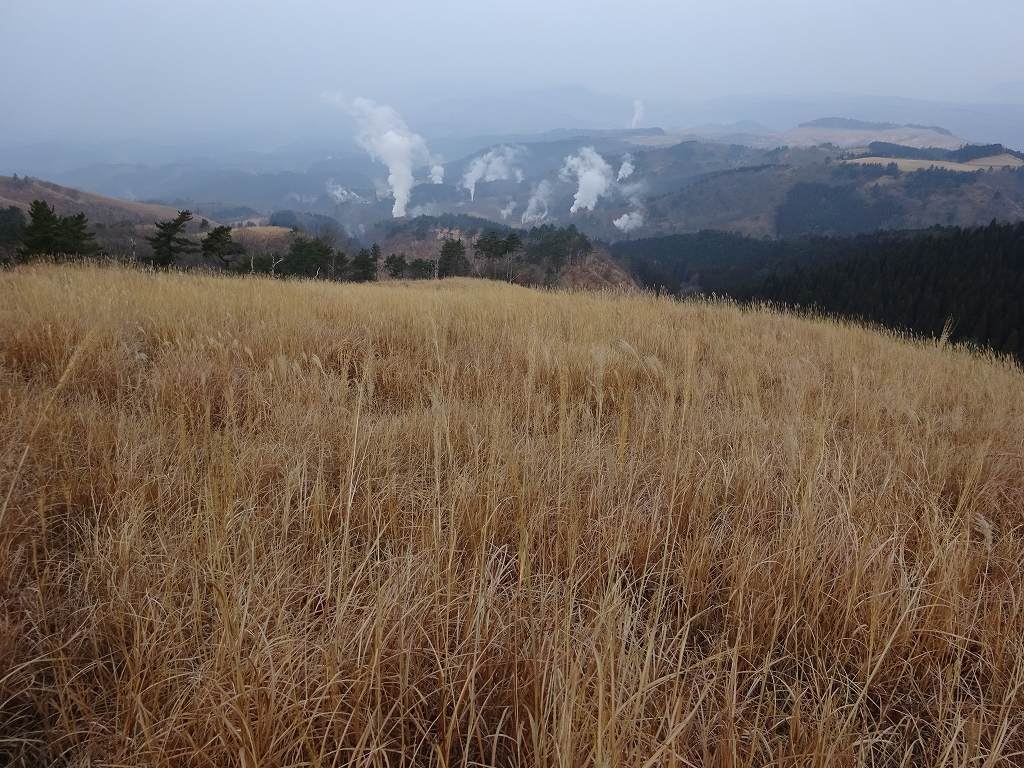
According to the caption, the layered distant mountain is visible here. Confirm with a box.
[392,135,1024,241]
[8,117,1024,245]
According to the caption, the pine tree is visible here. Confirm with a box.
[0,206,26,252]
[384,253,408,278]
[201,225,243,269]
[407,258,435,279]
[474,231,504,261]
[329,247,348,280]
[503,232,522,258]
[55,212,98,255]
[283,236,336,278]
[437,238,469,278]
[350,244,380,282]
[18,200,60,259]
[147,210,197,268]
[18,202,98,259]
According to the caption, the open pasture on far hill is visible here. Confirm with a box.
[845,153,1024,173]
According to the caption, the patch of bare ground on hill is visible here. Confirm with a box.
[556,251,635,291]
[1,264,1022,766]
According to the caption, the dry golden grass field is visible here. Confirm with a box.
[2,264,1023,767]
[233,226,296,255]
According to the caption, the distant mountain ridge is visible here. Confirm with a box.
[7,124,1024,249]
[800,117,955,136]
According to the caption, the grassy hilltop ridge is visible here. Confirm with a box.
[0,175,188,225]
[1,264,1022,765]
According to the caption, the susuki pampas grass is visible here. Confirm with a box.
[1,263,1022,766]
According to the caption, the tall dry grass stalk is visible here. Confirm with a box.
[1,263,1022,767]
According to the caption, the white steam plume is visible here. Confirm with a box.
[613,210,644,233]
[461,146,523,201]
[619,180,645,206]
[630,99,645,129]
[615,178,646,233]
[499,200,517,220]
[341,95,443,217]
[325,180,364,204]
[617,154,635,181]
[559,147,614,214]
[521,180,553,225]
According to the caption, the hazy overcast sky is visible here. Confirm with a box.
[2,0,1023,144]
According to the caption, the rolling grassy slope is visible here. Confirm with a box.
[0,175,192,224]
[1,265,1022,766]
